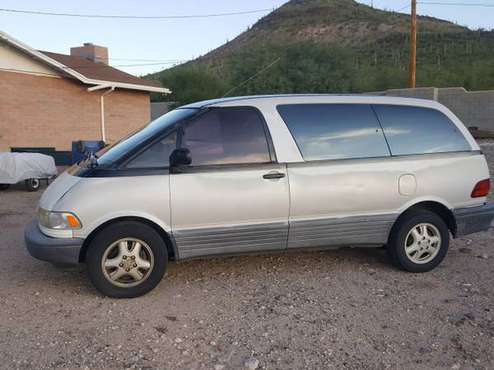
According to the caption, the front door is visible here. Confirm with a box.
[170,106,289,259]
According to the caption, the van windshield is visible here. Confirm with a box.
[95,108,198,167]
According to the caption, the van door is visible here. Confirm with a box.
[277,103,400,248]
[170,107,289,259]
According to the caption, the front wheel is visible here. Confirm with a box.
[387,210,449,272]
[87,221,167,298]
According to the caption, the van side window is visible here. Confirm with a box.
[373,105,471,155]
[181,107,271,166]
[125,131,177,168]
[277,104,390,161]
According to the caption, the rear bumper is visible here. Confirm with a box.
[454,204,494,237]
[24,220,83,265]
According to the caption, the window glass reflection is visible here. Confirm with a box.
[277,104,390,161]
[373,105,471,155]
[183,107,271,166]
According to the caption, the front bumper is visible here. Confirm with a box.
[24,220,84,265]
[454,204,494,237]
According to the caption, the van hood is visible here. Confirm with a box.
[39,171,82,210]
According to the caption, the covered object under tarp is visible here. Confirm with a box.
[0,153,57,184]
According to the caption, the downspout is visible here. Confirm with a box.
[99,87,115,142]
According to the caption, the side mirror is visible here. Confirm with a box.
[169,148,192,167]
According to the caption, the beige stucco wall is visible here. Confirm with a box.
[0,40,60,77]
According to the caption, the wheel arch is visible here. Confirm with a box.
[391,200,457,239]
[79,216,178,263]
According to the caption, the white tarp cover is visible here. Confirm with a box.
[0,153,58,184]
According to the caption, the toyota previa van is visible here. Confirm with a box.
[25,95,494,298]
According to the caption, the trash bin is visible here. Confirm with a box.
[71,141,105,164]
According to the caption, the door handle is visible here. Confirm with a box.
[263,171,285,180]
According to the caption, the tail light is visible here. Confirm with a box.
[471,179,491,198]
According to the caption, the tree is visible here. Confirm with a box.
[158,67,229,105]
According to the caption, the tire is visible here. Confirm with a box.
[86,221,167,298]
[0,184,10,190]
[387,210,449,273]
[25,178,41,192]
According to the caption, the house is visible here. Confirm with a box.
[0,31,170,162]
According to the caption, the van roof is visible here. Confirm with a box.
[180,94,441,109]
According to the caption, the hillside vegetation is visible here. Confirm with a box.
[148,0,494,104]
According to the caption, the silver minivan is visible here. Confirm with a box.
[25,95,494,298]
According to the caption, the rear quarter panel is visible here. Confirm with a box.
[395,152,489,211]
[288,152,489,221]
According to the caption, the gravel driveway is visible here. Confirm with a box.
[1,143,494,370]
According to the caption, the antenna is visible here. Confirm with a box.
[408,0,417,88]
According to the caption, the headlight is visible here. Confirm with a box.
[38,208,82,230]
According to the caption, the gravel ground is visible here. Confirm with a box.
[1,144,494,370]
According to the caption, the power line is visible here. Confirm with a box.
[0,7,274,19]
[418,2,494,7]
[396,2,411,11]
[60,61,187,68]
[112,62,186,68]
[108,57,185,62]
[0,60,186,72]
[222,57,281,97]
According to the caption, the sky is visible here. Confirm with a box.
[1,0,493,76]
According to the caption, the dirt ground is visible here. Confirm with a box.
[1,144,494,370]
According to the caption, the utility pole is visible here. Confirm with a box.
[408,0,417,88]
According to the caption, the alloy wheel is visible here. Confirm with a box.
[404,223,442,264]
[101,238,155,288]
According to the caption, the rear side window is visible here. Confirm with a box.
[373,105,471,155]
[182,107,272,166]
[277,104,390,161]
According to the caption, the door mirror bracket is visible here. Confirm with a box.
[170,148,192,169]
